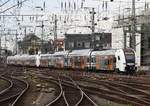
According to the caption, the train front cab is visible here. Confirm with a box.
[115,48,136,74]
[124,49,136,73]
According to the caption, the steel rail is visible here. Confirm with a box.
[45,78,64,106]
[40,74,142,105]
[11,77,29,106]
[39,70,149,105]
[63,75,98,106]
[0,76,13,95]
[0,75,28,104]
[79,80,150,106]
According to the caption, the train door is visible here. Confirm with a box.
[99,56,108,71]
[80,56,85,70]
[64,56,68,69]
[36,54,40,67]
[60,56,64,69]
[96,55,100,71]
[70,56,74,69]
[74,56,80,69]
[48,55,53,68]
[85,56,90,70]
[108,56,114,71]
[44,56,49,67]
[90,56,96,70]
[67,57,71,69]
[55,56,59,68]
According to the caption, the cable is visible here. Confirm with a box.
[0,0,29,14]
[92,0,150,4]
[0,0,11,7]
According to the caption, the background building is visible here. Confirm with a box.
[65,33,111,50]
[54,38,65,51]
[18,33,53,54]
[112,7,150,67]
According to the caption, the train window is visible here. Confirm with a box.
[64,58,67,62]
[113,57,116,63]
[70,58,73,62]
[118,56,120,60]
[91,57,96,63]
[107,60,110,65]
[94,57,96,63]
[104,60,108,65]
[76,57,80,62]
[87,58,90,62]
[148,37,150,49]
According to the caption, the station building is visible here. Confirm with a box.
[65,27,112,50]
[18,33,53,55]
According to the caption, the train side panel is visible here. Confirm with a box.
[68,49,91,70]
[92,50,116,72]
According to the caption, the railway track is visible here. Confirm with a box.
[0,76,13,95]
[44,77,66,106]
[39,73,97,106]
[0,74,29,106]
[72,76,150,106]
[13,67,150,106]
[39,70,150,106]
[60,75,97,106]
[59,75,82,106]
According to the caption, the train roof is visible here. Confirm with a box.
[40,54,52,57]
[91,49,116,56]
[69,49,92,56]
[53,51,69,56]
[7,54,36,60]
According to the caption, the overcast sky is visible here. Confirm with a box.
[1,0,149,14]
[0,0,150,51]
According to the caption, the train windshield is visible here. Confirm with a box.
[124,49,135,63]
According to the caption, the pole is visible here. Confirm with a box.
[4,32,6,50]
[91,8,95,49]
[16,30,18,54]
[54,15,57,51]
[124,31,127,48]
[131,0,136,50]
[0,27,2,56]
[24,26,26,37]
[41,21,44,53]
[24,26,26,54]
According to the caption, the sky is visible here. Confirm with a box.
[1,0,149,29]
[0,0,150,51]
[1,0,149,14]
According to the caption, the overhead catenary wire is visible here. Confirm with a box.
[0,0,29,14]
[0,0,11,7]
[93,0,150,4]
